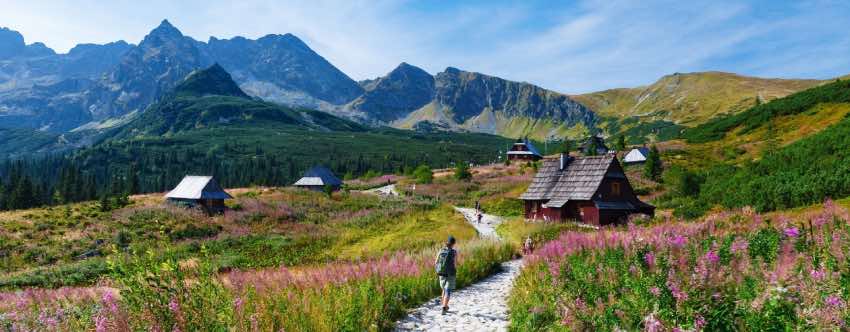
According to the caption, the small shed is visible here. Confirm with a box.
[294,166,343,191]
[166,176,232,214]
[624,147,650,164]
[507,138,543,161]
[519,153,654,226]
[579,134,609,155]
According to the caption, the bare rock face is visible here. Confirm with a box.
[346,64,597,137]
[346,62,435,122]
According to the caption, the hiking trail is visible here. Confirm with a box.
[394,207,523,332]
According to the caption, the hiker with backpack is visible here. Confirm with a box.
[435,236,457,315]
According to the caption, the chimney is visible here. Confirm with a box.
[560,153,566,170]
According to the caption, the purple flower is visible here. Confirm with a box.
[168,297,180,315]
[784,227,800,238]
[644,252,656,268]
[826,295,844,308]
[670,235,687,248]
[649,286,661,297]
[810,267,826,280]
[704,250,719,264]
[94,315,108,332]
[695,315,706,329]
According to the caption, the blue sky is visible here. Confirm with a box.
[1,0,848,93]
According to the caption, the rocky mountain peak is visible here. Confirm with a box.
[173,63,249,98]
[0,27,27,58]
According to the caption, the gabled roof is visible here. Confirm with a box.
[624,147,650,162]
[519,154,615,202]
[166,176,232,200]
[294,166,342,187]
[507,138,542,157]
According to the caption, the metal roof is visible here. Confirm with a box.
[519,154,615,201]
[624,147,650,163]
[166,176,233,200]
[294,166,342,187]
[510,138,542,157]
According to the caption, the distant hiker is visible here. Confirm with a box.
[477,212,483,224]
[435,236,457,315]
[523,236,534,255]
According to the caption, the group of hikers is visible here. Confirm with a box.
[434,201,533,315]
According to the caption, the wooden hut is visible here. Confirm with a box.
[293,166,343,191]
[507,138,543,161]
[166,176,232,214]
[624,147,650,164]
[579,134,609,155]
[519,153,654,226]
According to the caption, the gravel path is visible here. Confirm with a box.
[394,208,522,332]
[361,184,400,197]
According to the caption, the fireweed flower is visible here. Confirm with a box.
[826,295,844,308]
[649,286,661,297]
[784,227,800,238]
[669,235,687,248]
[644,252,656,268]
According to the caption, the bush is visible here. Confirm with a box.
[413,165,433,184]
[168,224,222,241]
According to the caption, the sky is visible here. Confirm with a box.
[1,0,849,94]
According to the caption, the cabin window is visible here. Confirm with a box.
[611,182,621,196]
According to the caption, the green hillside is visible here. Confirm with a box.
[574,72,821,142]
[684,78,850,143]
[658,79,850,215]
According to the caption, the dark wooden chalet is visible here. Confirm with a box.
[579,134,609,155]
[166,176,232,214]
[519,154,654,225]
[507,138,543,161]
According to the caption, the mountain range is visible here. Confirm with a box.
[0,19,844,155]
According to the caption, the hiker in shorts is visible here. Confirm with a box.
[435,236,457,315]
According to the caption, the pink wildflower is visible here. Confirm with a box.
[644,252,656,268]
[649,286,661,297]
[784,227,800,238]
[168,297,180,314]
[94,315,108,332]
[695,315,706,329]
[644,312,663,332]
[826,295,844,308]
[670,235,687,248]
[810,267,826,280]
[704,250,720,264]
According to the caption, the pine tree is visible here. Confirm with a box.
[616,136,626,151]
[644,145,662,181]
[455,162,472,181]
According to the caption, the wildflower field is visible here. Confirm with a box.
[509,199,850,330]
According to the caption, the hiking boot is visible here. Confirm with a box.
[441,306,448,315]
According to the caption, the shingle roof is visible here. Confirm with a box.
[294,166,342,187]
[519,154,615,201]
[166,176,232,200]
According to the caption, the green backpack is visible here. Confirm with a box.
[435,247,455,276]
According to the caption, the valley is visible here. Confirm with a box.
[1,7,850,331]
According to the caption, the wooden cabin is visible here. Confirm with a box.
[519,154,654,226]
[166,176,232,214]
[293,166,343,191]
[507,138,543,161]
[624,147,650,164]
[579,135,609,155]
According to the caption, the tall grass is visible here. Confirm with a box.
[1,240,513,331]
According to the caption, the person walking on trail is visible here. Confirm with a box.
[523,236,534,255]
[477,212,483,225]
[435,236,457,315]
